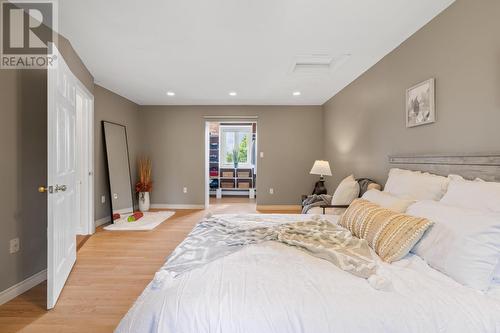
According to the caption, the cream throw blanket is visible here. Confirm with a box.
[158,214,389,289]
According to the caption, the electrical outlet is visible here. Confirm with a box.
[269,188,274,195]
[101,195,106,204]
[9,238,19,254]
[183,187,188,194]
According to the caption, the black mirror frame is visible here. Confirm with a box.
[102,120,135,221]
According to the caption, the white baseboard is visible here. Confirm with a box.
[150,204,205,210]
[256,205,302,211]
[0,269,47,306]
[95,216,111,227]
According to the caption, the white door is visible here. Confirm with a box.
[46,46,77,309]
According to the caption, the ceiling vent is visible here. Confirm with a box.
[291,54,351,74]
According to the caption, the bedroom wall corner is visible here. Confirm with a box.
[93,85,141,222]
[322,0,500,191]
[139,105,324,206]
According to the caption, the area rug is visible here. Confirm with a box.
[104,211,175,231]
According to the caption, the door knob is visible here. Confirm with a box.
[38,186,53,193]
[55,184,67,192]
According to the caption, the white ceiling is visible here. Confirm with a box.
[59,0,454,106]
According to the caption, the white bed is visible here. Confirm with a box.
[116,214,500,333]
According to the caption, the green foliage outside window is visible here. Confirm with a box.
[224,135,249,164]
[238,135,248,163]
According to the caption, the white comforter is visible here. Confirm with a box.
[116,214,500,333]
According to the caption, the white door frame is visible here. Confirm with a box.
[204,121,210,209]
[204,118,258,208]
[75,83,94,235]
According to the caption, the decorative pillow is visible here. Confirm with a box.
[440,175,500,214]
[408,200,500,291]
[362,189,415,213]
[331,175,360,205]
[339,199,432,263]
[384,168,449,201]
[367,182,382,192]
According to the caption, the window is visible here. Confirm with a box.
[220,125,252,167]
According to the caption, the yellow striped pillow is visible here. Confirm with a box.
[340,199,432,263]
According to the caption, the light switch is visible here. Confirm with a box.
[101,195,106,204]
[260,152,264,158]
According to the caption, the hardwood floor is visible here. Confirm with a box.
[0,198,299,333]
[76,235,90,251]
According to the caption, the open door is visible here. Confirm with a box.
[45,46,77,309]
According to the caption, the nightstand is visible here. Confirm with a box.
[301,194,349,214]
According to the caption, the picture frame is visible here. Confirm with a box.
[406,78,435,128]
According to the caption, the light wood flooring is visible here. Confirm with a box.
[0,197,299,333]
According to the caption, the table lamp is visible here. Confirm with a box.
[309,160,332,195]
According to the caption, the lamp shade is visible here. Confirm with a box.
[310,160,332,177]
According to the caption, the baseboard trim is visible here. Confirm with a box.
[257,205,302,211]
[0,269,47,306]
[151,204,205,210]
[95,216,111,227]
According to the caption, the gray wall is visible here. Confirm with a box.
[323,0,500,191]
[94,85,140,220]
[0,70,47,293]
[0,35,94,292]
[139,106,324,206]
[55,35,94,93]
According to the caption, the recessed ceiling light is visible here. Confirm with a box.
[293,91,301,96]
[166,91,175,96]
[229,91,237,96]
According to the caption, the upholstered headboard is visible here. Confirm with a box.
[388,154,500,182]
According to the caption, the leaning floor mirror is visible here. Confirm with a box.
[102,121,134,220]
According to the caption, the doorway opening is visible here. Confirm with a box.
[205,120,257,208]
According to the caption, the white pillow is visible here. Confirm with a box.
[494,263,500,282]
[408,200,500,291]
[440,175,500,214]
[361,189,415,213]
[331,175,360,205]
[384,168,449,201]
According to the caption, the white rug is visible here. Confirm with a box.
[104,211,175,231]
